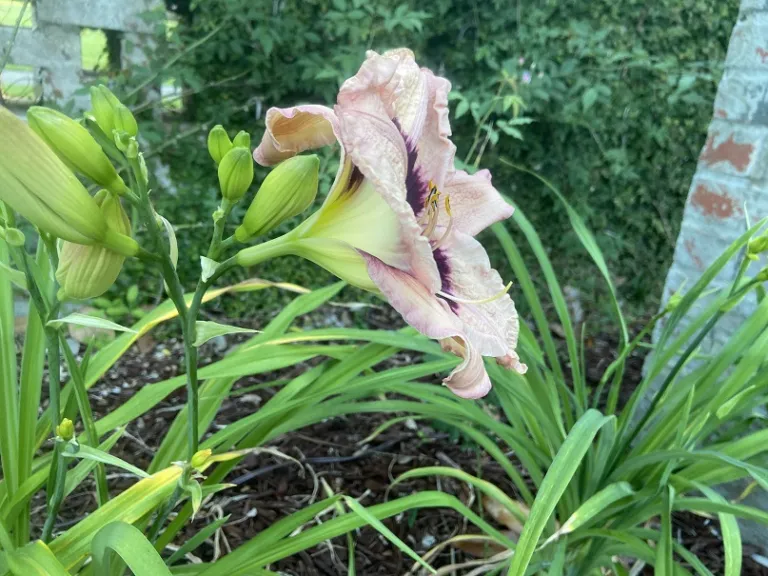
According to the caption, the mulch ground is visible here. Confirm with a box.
[25,307,768,575]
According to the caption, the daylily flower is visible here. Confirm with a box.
[249,49,526,398]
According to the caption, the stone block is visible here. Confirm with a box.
[713,69,768,125]
[0,25,80,68]
[35,0,162,33]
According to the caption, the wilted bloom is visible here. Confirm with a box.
[27,106,129,196]
[235,154,319,240]
[0,106,138,256]
[218,147,254,201]
[522,71,532,84]
[245,49,525,398]
[207,124,233,165]
[56,190,132,300]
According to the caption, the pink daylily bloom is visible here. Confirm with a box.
[253,48,526,398]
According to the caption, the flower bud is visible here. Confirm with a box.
[207,125,232,165]
[748,236,768,261]
[190,449,212,470]
[0,106,136,253]
[217,147,253,201]
[56,190,132,300]
[27,106,129,196]
[56,418,75,441]
[232,130,250,149]
[113,103,138,138]
[90,85,121,136]
[0,226,25,247]
[235,155,319,241]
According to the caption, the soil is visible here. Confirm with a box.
[25,308,768,575]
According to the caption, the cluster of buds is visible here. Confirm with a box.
[206,125,320,241]
[0,86,140,300]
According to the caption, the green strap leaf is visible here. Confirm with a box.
[62,443,149,479]
[656,486,674,576]
[47,313,137,334]
[507,410,614,576]
[92,522,172,575]
[6,541,71,576]
[166,515,229,565]
[193,321,260,347]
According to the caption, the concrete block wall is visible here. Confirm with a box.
[654,1,768,351]
[0,0,160,109]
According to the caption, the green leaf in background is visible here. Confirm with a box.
[193,321,260,347]
[6,541,71,576]
[655,486,674,576]
[47,313,137,334]
[62,444,149,479]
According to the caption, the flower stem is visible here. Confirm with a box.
[41,440,67,542]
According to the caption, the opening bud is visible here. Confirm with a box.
[56,418,75,441]
[207,125,232,165]
[232,130,250,149]
[235,155,319,241]
[27,106,129,196]
[56,190,133,300]
[217,147,254,202]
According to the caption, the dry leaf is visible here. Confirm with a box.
[482,495,529,537]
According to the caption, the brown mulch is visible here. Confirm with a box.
[24,310,768,575]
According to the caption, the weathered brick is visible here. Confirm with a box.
[697,120,768,179]
[713,70,768,125]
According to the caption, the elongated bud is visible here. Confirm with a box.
[90,85,121,136]
[27,106,129,196]
[113,103,138,138]
[217,147,253,201]
[56,418,75,441]
[207,125,232,165]
[56,190,133,300]
[235,155,319,241]
[232,130,250,149]
[0,106,107,244]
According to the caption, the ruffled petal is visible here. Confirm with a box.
[362,253,493,399]
[440,169,515,236]
[253,105,339,166]
[335,101,440,292]
[440,337,493,399]
[434,229,525,374]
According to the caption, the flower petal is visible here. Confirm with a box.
[434,229,525,373]
[253,105,339,166]
[362,253,493,398]
[335,103,440,292]
[440,169,515,236]
[440,337,493,399]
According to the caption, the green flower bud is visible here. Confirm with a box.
[90,85,121,136]
[113,104,138,138]
[217,147,253,201]
[56,190,133,300]
[27,106,129,196]
[207,125,232,165]
[757,268,768,283]
[232,130,250,150]
[0,106,137,256]
[0,226,25,247]
[190,449,212,470]
[235,155,319,241]
[56,418,75,441]
[748,236,768,261]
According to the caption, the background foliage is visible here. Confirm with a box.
[115,0,739,321]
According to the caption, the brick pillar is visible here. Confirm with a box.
[653,0,768,352]
[648,0,768,552]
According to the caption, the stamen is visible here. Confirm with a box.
[431,196,454,251]
[438,281,513,306]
